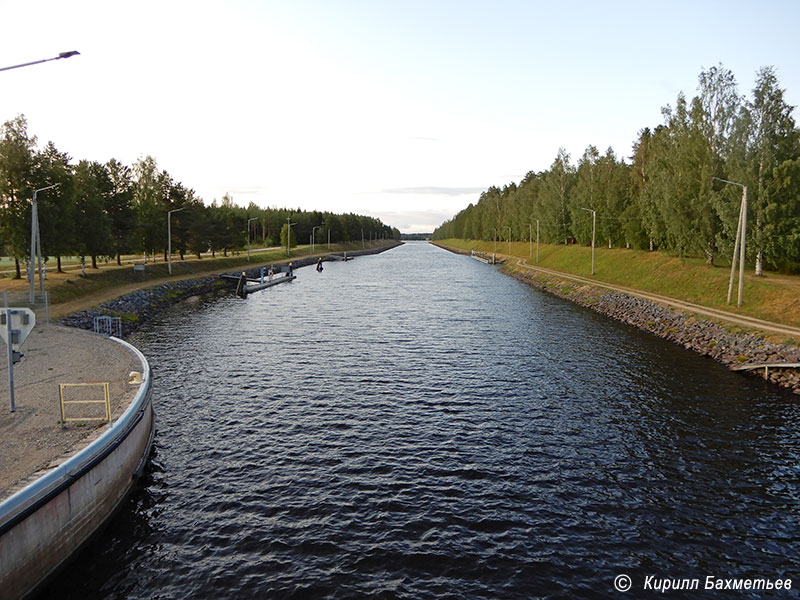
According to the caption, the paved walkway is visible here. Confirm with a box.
[0,325,141,499]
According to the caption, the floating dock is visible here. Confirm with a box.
[470,250,501,264]
[222,271,296,298]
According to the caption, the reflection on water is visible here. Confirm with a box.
[45,242,799,599]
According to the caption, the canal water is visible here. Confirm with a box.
[46,242,799,598]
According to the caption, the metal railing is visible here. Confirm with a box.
[59,382,111,423]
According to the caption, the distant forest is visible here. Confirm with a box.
[433,65,800,274]
[0,115,400,277]
[401,233,432,240]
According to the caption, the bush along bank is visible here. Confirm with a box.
[505,265,800,396]
[60,242,403,337]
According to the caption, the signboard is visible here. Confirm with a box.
[0,307,36,347]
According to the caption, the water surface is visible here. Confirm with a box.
[46,242,799,598]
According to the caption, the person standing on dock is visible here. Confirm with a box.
[316,258,323,272]
[287,262,293,277]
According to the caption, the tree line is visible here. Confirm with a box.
[433,65,800,274]
[0,115,400,278]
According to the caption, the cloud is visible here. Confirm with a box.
[364,209,456,233]
[380,186,486,196]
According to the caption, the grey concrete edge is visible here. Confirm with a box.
[0,337,152,528]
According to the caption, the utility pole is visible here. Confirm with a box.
[167,207,186,275]
[713,177,748,307]
[247,217,258,261]
[286,216,297,256]
[530,217,540,263]
[29,184,59,303]
[579,208,596,275]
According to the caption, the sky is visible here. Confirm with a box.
[1,0,798,233]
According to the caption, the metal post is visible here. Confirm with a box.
[312,226,322,254]
[580,208,596,275]
[247,217,257,261]
[529,223,532,258]
[4,292,14,413]
[504,226,511,255]
[592,211,597,275]
[328,228,330,250]
[167,207,185,275]
[167,214,171,274]
[727,196,743,305]
[738,186,748,307]
[714,178,747,306]
[30,184,59,303]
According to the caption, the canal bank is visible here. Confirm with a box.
[0,325,154,599]
[433,242,800,395]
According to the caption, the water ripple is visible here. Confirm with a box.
[45,242,800,599]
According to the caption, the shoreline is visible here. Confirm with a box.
[433,242,800,395]
[59,243,402,337]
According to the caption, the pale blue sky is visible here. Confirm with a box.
[1,0,798,232]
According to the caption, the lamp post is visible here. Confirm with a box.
[167,207,186,275]
[503,226,511,255]
[0,50,80,73]
[312,226,322,254]
[713,177,748,307]
[579,208,596,275]
[29,184,60,303]
[529,217,540,263]
[247,217,258,261]
[286,216,297,256]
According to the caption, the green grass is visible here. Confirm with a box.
[434,238,800,330]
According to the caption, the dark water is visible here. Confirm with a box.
[46,242,799,599]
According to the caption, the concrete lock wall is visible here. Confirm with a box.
[0,338,154,600]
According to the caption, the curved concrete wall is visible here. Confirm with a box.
[0,338,154,600]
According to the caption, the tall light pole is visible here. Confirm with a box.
[503,226,512,255]
[529,217,540,263]
[247,217,258,261]
[286,216,297,256]
[29,184,60,303]
[312,226,322,254]
[579,208,596,275]
[167,207,186,275]
[0,50,80,73]
[713,177,748,307]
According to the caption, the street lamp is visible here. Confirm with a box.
[286,216,297,256]
[167,207,186,275]
[312,226,322,254]
[529,217,540,263]
[713,177,748,307]
[579,208,596,275]
[29,183,60,303]
[247,217,258,261]
[0,50,80,73]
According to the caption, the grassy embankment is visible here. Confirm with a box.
[434,238,800,336]
[0,241,394,319]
